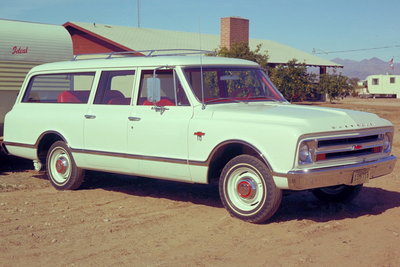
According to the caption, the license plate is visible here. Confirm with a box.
[351,168,371,185]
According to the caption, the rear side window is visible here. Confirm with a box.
[22,72,95,103]
[94,70,135,105]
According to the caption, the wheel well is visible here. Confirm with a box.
[37,133,64,167]
[207,143,265,185]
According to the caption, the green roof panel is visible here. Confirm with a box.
[69,22,341,68]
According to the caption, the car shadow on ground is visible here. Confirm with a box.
[273,187,400,223]
[81,171,223,208]
[68,171,400,223]
[3,159,396,223]
[0,154,32,175]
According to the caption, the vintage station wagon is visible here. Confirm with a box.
[2,51,397,223]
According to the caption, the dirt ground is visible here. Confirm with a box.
[1,98,399,267]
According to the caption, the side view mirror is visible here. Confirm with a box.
[146,77,161,103]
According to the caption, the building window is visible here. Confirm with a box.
[372,78,379,85]
[390,77,395,84]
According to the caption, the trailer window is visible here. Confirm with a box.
[22,72,95,103]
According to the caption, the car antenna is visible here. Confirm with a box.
[198,19,206,110]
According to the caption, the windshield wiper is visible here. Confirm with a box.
[245,96,283,102]
[204,98,245,104]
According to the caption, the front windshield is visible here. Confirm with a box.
[183,67,287,104]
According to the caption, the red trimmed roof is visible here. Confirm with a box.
[63,22,133,54]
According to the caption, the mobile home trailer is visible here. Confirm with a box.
[0,19,72,135]
[366,74,400,98]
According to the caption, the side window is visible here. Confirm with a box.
[22,72,95,103]
[137,69,189,106]
[94,70,135,105]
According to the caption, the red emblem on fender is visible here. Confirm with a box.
[353,145,363,150]
[194,131,205,141]
[194,131,205,137]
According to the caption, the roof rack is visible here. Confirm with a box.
[72,49,215,61]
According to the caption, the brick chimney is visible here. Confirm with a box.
[220,17,249,49]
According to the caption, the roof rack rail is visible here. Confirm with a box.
[72,49,215,60]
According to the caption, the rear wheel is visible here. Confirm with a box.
[312,184,363,203]
[46,141,84,190]
[219,155,282,223]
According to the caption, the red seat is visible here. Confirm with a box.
[57,91,90,103]
[143,98,175,106]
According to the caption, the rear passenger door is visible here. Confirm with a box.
[18,72,96,151]
[83,69,136,171]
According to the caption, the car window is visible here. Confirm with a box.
[184,67,286,103]
[94,70,135,105]
[22,72,95,103]
[137,69,190,106]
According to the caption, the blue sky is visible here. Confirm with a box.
[2,0,400,62]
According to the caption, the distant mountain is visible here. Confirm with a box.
[331,57,400,80]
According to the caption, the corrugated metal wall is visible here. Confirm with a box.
[0,61,40,91]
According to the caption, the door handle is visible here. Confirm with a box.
[84,114,96,119]
[128,116,141,121]
[151,106,169,114]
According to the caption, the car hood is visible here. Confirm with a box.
[209,102,392,133]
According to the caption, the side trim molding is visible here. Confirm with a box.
[5,139,274,172]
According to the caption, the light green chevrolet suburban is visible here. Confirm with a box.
[2,52,397,223]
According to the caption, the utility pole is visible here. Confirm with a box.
[137,0,141,28]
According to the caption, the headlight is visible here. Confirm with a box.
[383,133,392,153]
[298,142,312,164]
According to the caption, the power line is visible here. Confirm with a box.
[312,44,400,55]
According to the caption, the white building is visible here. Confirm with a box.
[366,74,400,98]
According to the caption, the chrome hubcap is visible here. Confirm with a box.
[49,147,71,185]
[237,178,257,199]
[56,157,68,174]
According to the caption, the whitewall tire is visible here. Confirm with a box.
[46,141,84,190]
[219,155,282,223]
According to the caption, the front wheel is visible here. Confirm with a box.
[219,155,282,224]
[46,141,85,190]
[311,184,363,203]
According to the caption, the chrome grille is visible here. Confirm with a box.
[315,133,385,162]
[317,135,379,148]
[297,128,394,167]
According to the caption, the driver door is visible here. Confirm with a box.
[127,68,193,181]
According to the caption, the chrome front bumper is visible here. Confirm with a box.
[284,155,397,190]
